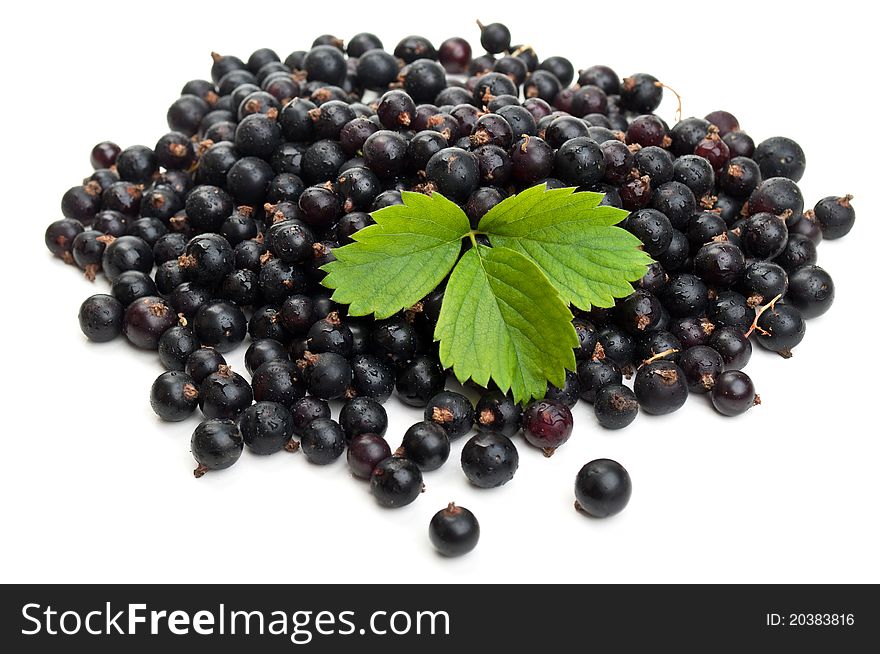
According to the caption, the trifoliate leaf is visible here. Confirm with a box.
[435,244,577,403]
[478,185,652,310]
[321,191,470,318]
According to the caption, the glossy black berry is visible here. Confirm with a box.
[709,291,755,333]
[185,348,226,384]
[755,303,806,358]
[614,290,664,335]
[298,417,345,465]
[633,360,688,414]
[737,261,789,307]
[748,177,803,221]
[651,181,696,230]
[303,45,346,85]
[510,135,554,185]
[461,432,518,488]
[478,21,511,54]
[397,421,451,472]
[122,296,177,349]
[402,59,447,104]
[709,326,752,370]
[788,211,823,245]
[814,195,855,239]
[346,354,393,403]
[621,73,662,113]
[199,365,253,419]
[370,453,426,509]
[625,209,673,256]
[423,391,474,440]
[523,400,573,456]
[191,418,243,478]
[596,325,636,371]
[661,273,709,318]
[720,156,762,198]
[574,459,632,518]
[774,234,818,272]
[740,212,789,260]
[474,390,522,437]
[396,356,445,407]
[299,352,352,400]
[594,384,639,430]
[429,503,480,557]
[78,294,124,342]
[671,316,715,349]
[356,49,400,90]
[636,330,682,364]
[191,300,246,353]
[711,370,759,417]
[151,371,200,421]
[101,235,154,283]
[182,185,231,233]
[339,397,388,442]
[425,147,480,201]
[45,218,83,263]
[158,325,200,371]
[694,242,746,287]
[347,434,392,479]
[678,345,725,393]
[786,265,834,318]
[673,154,715,199]
[116,145,158,184]
[91,141,122,169]
[371,320,417,367]
[753,136,806,182]
[243,339,288,377]
[554,136,606,187]
[305,312,352,357]
[108,271,154,308]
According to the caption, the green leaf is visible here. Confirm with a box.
[435,244,577,403]
[321,191,470,318]
[478,185,652,310]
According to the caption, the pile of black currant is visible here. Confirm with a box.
[46,21,855,556]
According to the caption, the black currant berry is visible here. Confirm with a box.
[396,356,445,407]
[300,418,346,464]
[199,365,253,419]
[347,434,392,479]
[251,360,306,407]
[301,352,352,400]
[633,360,688,414]
[678,345,725,394]
[123,296,177,349]
[191,418,244,478]
[158,325,200,371]
[711,370,759,417]
[474,390,522,437]
[150,371,200,421]
[813,195,855,240]
[78,294,124,342]
[594,384,639,430]
[574,459,632,518]
[397,421,451,472]
[786,265,834,318]
[238,402,293,454]
[429,503,480,557]
[709,327,752,370]
[460,432,519,488]
[339,397,388,441]
[193,301,247,353]
[694,242,746,287]
[753,136,806,182]
[371,457,424,507]
[755,303,806,358]
[424,391,474,440]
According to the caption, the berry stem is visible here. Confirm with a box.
[744,293,783,338]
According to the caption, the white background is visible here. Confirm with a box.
[1,0,877,584]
